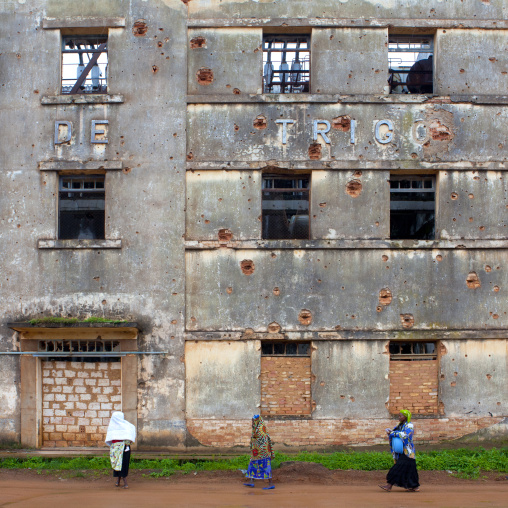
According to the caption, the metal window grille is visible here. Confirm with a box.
[390,175,435,240]
[261,342,311,356]
[58,175,105,240]
[62,35,108,94]
[38,339,121,362]
[263,35,310,94]
[389,341,437,361]
[388,35,433,94]
[262,175,310,239]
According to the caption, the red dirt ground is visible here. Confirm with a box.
[0,463,507,508]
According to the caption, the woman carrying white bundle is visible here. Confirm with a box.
[105,412,136,489]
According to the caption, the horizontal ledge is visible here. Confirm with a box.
[185,330,508,341]
[187,161,508,171]
[41,94,124,105]
[8,322,139,332]
[184,239,508,249]
[187,94,508,105]
[42,17,126,29]
[38,160,123,171]
[38,239,122,249]
[187,18,507,29]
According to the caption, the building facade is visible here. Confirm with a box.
[0,0,507,450]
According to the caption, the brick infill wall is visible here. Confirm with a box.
[42,360,122,447]
[187,417,503,448]
[389,360,439,415]
[261,356,312,416]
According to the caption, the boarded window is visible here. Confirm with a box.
[58,175,105,240]
[389,35,433,94]
[390,175,435,240]
[262,175,310,240]
[62,35,108,94]
[263,35,310,93]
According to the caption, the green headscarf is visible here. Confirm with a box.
[400,409,412,423]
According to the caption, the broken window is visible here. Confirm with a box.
[388,35,433,94]
[390,175,435,240]
[261,342,311,356]
[389,341,437,361]
[62,35,108,94]
[263,35,310,93]
[38,339,121,362]
[262,175,310,240]
[58,175,105,240]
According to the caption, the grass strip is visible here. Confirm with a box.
[1,448,506,479]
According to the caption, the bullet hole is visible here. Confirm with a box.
[497,402,501,406]
[298,309,312,326]
[196,67,214,85]
[382,255,389,262]
[492,314,499,319]
[233,88,241,94]
[440,374,445,380]
[340,395,345,399]
[181,0,191,4]
[379,288,392,306]
[376,306,383,312]
[319,202,327,207]
[132,20,148,36]
[152,65,159,74]
[486,374,492,380]
[157,41,163,48]
[353,171,362,178]
[33,89,39,94]
[331,115,351,131]
[469,217,474,222]
[171,320,177,325]
[450,381,456,387]
[273,287,280,296]
[479,225,485,231]
[411,153,418,159]
[468,193,474,199]
[204,220,210,224]
[240,259,255,275]
[436,255,443,262]
[17,224,21,228]
[429,120,452,141]
[186,152,194,161]
[308,143,322,160]
[345,179,362,198]
[485,265,492,272]
[451,192,458,200]
[190,316,196,322]
[493,285,500,292]
[218,228,233,242]
[320,381,325,386]
[466,271,481,289]
[190,36,206,49]
[226,287,233,294]
[400,314,414,328]
[253,115,267,129]
[271,252,276,258]
[459,68,465,73]
[350,396,355,402]
[267,322,281,333]
[234,124,239,132]
[93,276,100,282]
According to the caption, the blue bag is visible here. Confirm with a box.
[391,436,404,454]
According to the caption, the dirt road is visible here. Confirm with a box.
[1,467,507,508]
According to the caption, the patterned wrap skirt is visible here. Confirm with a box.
[113,448,131,478]
[386,453,420,489]
[246,457,272,479]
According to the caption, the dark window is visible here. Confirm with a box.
[263,35,310,93]
[58,175,105,240]
[261,342,310,356]
[62,35,108,94]
[389,35,433,94]
[390,175,435,240]
[38,340,120,363]
[389,341,437,361]
[262,175,310,239]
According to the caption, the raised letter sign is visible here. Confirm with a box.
[350,119,356,144]
[91,120,109,144]
[375,120,393,144]
[275,119,295,145]
[313,120,331,144]
[54,121,72,144]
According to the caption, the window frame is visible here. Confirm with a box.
[261,341,311,357]
[389,341,438,361]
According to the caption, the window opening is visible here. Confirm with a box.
[58,175,105,240]
[263,35,310,93]
[389,341,437,361]
[62,35,108,94]
[261,342,310,356]
[38,339,121,362]
[262,175,310,240]
[388,35,433,94]
[390,175,435,240]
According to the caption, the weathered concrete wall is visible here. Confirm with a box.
[311,28,388,95]
[186,170,262,241]
[440,339,507,417]
[186,249,507,331]
[188,28,262,95]
[435,30,508,96]
[187,104,508,163]
[185,340,260,418]
[312,341,389,419]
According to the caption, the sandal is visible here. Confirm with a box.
[243,483,255,488]
[263,485,275,490]
[379,485,392,492]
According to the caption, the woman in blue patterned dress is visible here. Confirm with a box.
[243,415,275,490]
[379,409,420,492]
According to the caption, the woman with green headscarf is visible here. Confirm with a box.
[379,409,420,492]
